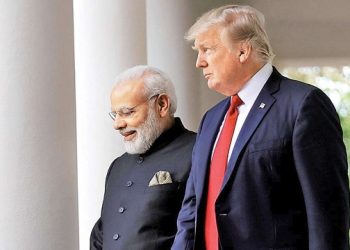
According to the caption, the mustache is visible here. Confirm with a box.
[119,127,138,135]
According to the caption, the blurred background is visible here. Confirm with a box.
[1,0,349,249]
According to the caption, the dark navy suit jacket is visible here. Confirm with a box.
[172,68,349,250]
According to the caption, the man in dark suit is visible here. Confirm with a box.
[90,65,196,250]
[172,4,349,250]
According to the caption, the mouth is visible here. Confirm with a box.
[120,130,136,141]
[204,73,212,79]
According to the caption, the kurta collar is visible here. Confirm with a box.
[139,117,186,157]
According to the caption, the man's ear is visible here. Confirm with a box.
[156,94,171,117]
[238,41,251,63]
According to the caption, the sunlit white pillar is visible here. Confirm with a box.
[146,0,200,131]
[73,0,147,249]
[0,1,78,250]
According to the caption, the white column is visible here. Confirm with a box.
[0,1,78,250]
[73,0,147,249]
[146,0,200,131]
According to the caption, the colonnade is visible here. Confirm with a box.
[0,1,210,249]
[0,1,78,249]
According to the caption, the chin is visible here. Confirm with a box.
[208,80,218,90]
[208,81,223,93]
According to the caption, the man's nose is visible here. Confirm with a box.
[195,53,207,68]
[113,117,127,130]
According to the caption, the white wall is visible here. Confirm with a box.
[146,0,200,131]
[0,0,79,249]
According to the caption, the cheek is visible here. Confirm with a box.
[222,67,234,79]
[221,60,237,79]
[129,113,148,128]
[212,58,227,74]
[214,67,230,83]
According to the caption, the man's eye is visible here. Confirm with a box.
[120,109,134,117]
[203,47,213,53]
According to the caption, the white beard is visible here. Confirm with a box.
[121,106,162,154]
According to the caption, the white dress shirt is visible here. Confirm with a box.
[212,63,273,162]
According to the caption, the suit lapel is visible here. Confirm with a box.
[195,98,231,204]
[221,68,281,192]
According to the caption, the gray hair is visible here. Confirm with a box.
[185,4,274,63]
[113,65,177,116]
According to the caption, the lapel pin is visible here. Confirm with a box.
[259,103,266,109]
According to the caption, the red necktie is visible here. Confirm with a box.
[204,95,243,250]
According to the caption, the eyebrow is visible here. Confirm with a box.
[118,105,132,110]
[192,43,219,51]
[112,104,134,112]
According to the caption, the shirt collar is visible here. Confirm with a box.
[238,63,273,106]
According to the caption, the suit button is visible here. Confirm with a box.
[126,181,133,187]
[112,233,120,240]
[137,156,143,163]
[118,207,125,213]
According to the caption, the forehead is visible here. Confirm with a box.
[193,26,223,48]
[111,79,145,107]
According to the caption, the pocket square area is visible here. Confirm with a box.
[148,171,173,186]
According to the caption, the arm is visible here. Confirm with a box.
[90,219,103,250]
[171,168,196,250]
[90,159,116,250]
[292,88,349,249]
[172,113,209,250]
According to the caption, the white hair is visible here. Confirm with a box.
[186,4,275,63]
[113,65,177,116]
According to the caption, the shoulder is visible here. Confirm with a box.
[281,76,316,94]
[279,78,335,116]
[181,128,197,142]
[171,128,197,152]
[173,118,197,145]
[269,69,331,111]
[271,68,319,98]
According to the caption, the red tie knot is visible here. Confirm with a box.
[228,95,243,114]
[231,94,243,107]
